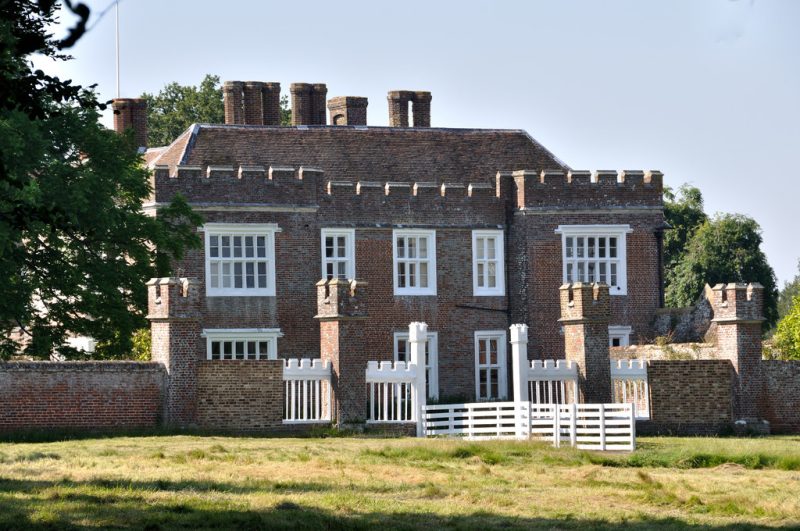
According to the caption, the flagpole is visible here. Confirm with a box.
[115,0,120,98]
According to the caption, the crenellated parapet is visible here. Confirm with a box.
[710,283,765,324]
[510,169,663,210]
[146,277,200,321]
[315,278,368,320]
[365,360,418,382]
[282,358,332,379]
[152,164,322,206]
[559,282,611,325]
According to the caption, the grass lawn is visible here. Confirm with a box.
[0,434,799,529]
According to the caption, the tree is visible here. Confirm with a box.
[773,295,800,360]
[778,260,800,320]
[142,74,224,147]
[142,75,292,146]
[665,214,779,328]
[0,1,202,359]
[663,185,707,278]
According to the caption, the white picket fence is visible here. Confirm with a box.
[423,401,636,451]
[365,361,418,423]
[528,359,579,405]
[282,358,332,423]
[610,359,650,419]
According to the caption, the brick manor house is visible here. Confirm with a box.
[119,80,664,405]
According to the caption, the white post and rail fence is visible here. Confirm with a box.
[282,321,647,450]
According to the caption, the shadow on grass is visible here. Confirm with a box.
[0,476,791,530]
[0,476,387,497]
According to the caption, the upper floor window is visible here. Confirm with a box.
[394,331,439,400]
[203,328,283,360]
[472,230,505,296]
[393,229,437,296]
[555,225,631,295]
[204,223,278,297]
[321,228,355,280]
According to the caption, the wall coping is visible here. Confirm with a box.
[0,361,165,372]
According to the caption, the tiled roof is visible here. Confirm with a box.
[145,124,568,184]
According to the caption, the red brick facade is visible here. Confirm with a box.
[137,85,667,422]
[0,362,164,431]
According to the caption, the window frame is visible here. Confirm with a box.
[474,330,508,400]
[393,331,439,400]
[392,229,437,296]
[202,328,283,360]
[609,325,632,347]
[555,224,632,295]
[320,228,356,281]
[204,223,280,297]
[472,230,505,296]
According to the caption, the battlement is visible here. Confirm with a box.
[527,359,578,382]
[315,278,368,320]
[153,164,322,206]
[146,277,200,320]
[710,283,765,323]
[610,359,648,378]
[559,282,611,323]
[510,169,663,210]
[282,358,332,379]
[324,180,500,200]
[365,360,418,383]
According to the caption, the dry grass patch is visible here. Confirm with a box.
[0,435,798,529]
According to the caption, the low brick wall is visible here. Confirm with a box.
[0,362,165,432]
[196,360,284,431]
[759,361,800,434]
[642,360,734,435]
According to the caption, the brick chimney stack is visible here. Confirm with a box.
[387,90,432,128]
[112,98,148,149]
[223,80,282,126]
[242,81,264,125]
[327,96,368,126]
[291,83,327,126]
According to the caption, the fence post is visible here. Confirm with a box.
[553,405,560,448]
[409,321,428,437]
[570,402,577,448]
[510,324,529,403]
[629,403,636,451]
[599,403,606,451]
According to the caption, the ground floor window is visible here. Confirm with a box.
[474,331,507,400]
[609,325,632,347]
[394,331,439,400]
[202,329,283,360]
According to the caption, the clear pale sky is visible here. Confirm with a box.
[37,0,799,286]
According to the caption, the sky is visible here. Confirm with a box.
[36,0,800,286]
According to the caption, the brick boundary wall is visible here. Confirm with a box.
[0,362,165,432]
[759,361,800,434]
[640,360,734,435]
[196,360,285,432]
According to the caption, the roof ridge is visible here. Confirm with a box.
[191,123,533,135]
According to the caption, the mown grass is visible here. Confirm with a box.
[0,435,798,529]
